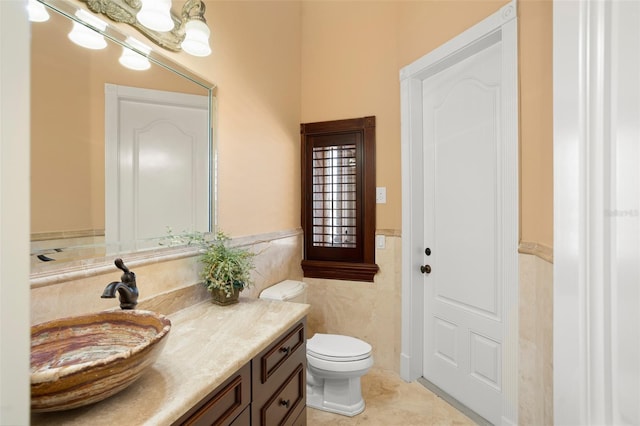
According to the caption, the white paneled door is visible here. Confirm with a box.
[402,3,518,424]
[105,84,209,252]
[421,40,503,424]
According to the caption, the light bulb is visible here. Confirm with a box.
[68,21,107,50]
[137,0,174,32]
[27,0,49,22]
[119,37,152,71]
[181,19,211,57]
[68,9,108,50]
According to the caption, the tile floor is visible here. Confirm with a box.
[306,368,475,425]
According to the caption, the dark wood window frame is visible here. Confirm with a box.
[300,116,379,282]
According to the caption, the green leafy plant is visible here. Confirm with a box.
[159,226,206,247]
[200,231,255,297]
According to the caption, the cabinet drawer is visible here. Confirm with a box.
[259,322,305,384]
[291,407,306,426]
[258,363,305,426]
[252,320,307,426]
[173,362,251,426]
[230,406,250,426]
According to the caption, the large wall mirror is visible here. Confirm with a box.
[30,0,216,282]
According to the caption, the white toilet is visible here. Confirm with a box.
[259,280,374,417]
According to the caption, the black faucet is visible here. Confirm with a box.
[101,258,139,309]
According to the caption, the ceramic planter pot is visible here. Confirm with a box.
[210,287,240,306]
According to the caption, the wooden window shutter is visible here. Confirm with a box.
[300,116,378,282]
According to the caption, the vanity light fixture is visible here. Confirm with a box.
[68,9,108,50]
[119,37,152,71]
[79,0,212,57]
[181,11,211,56]
[137,0,174,32]
[27,0,50,22]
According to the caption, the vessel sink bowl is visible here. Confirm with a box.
[31,310,171,412]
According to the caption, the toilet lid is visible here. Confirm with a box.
[259,280,306,301]
[307,334,372,361]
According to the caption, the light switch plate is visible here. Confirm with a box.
[376,187,387,204]
[376,235,386,249]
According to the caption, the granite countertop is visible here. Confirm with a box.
[31,297,310,425]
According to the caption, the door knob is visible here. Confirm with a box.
[420,265,431,274]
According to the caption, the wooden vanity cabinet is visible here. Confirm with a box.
[252,321,306,426]
[172,363,251,426]
[173,319,307,426]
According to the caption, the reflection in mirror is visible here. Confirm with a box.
[30,0,216,278]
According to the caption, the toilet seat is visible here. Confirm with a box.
[307,352,374,374]
[307,334,372,362]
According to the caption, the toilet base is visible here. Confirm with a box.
[306,373,366,417]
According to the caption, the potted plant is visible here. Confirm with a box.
[200,231,255,305]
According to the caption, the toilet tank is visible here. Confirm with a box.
[259,280,307,303]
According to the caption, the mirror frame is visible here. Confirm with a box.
[30,0,217,287]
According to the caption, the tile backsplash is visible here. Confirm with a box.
[31,230,303,325]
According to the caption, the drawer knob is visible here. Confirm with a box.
[279,346,291,355]
[279,399,290,408]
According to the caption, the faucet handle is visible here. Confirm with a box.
[114,258,130,274]
[115,258,137,287]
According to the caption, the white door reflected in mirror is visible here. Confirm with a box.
[105,84,210,253]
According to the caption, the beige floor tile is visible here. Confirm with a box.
[306,368,475,425]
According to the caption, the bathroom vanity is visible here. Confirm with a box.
[30,298,309,425]
[173,319,307,425]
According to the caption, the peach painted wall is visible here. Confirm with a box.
[31,14,203,234]
[301,0,553,249]
[169,1,303,238]
[31,22,93,234]
[79,0,303,238]
[396,1,506,66]
[398,0,554,251]
[47,0,552,246]
[518,0,553,251]
[300,1,400,230]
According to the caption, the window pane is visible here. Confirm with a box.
[311,144,357,248]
